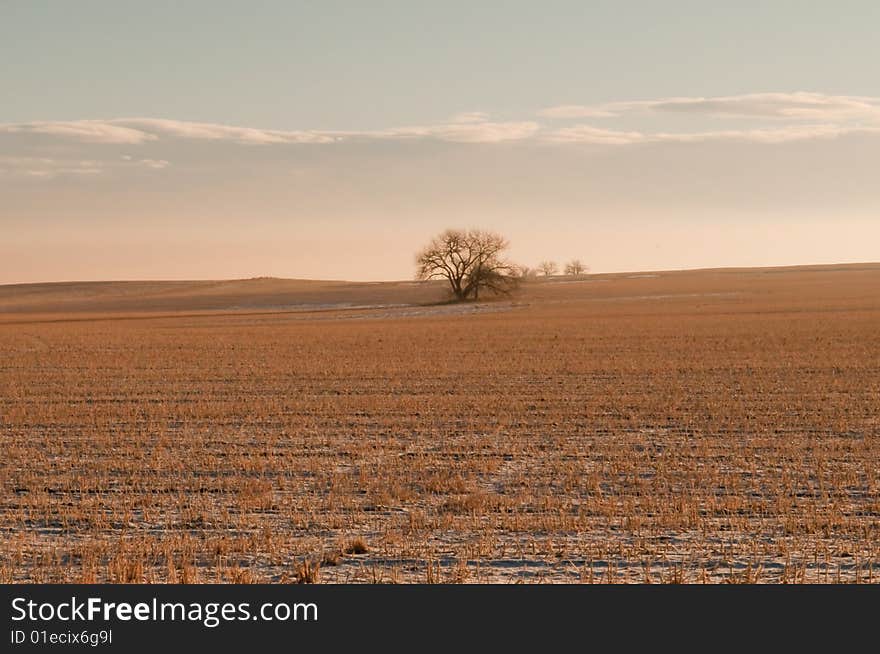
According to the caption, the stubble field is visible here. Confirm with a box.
[1,264,879,583]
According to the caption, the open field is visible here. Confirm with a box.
[1,264,879,583]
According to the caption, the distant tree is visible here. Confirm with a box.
[564,259,588,276]
[415,228,519,301]
[516,265,537,279]
[538,261,558,276]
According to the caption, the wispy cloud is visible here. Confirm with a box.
[656,124,880,144]
[540,92,880,122]
[1,117,540,146]
[541,94,880,144]
[449,111,491,124]
[0,156,107,178]
[2,93,879,158]
[537,105,618,119]
[0,120,156,144]
[547,123,880,145]
[137,158,170,169]
[545,126,648,145]
[365,120,541,143]
[0,154,172,178]
[112,118,338,144]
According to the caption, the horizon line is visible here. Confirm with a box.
[3,260,879,290]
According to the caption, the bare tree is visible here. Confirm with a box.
[416,229,519,301]
[516,265,537,279]
[564,259,588,276]
[538,261,558,276]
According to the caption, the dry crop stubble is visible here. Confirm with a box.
[0,265,878,583]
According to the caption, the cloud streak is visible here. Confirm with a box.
[0,156,108,178]
[0,117,540,146]
[547,123,880,145]
[114,118,339,144]
[120,117,541,144]
[0,120,157,144]
[540,92,880,122]
[2,92,879,160]
[0,154,172,178]
[362,120,541,143]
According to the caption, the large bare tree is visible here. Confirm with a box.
[416,229,519,301]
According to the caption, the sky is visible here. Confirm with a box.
[2,1,879,283]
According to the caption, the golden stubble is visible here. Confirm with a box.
[1,266,878,583]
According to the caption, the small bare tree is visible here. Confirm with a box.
[538,261,558,276]
[516,265,537,279]
[416,229,519,301]
[564,259,587,276]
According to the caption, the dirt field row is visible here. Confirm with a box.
[1,265,878,582]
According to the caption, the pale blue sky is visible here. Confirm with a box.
[1,1,879,282]
[4,1,879,127]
